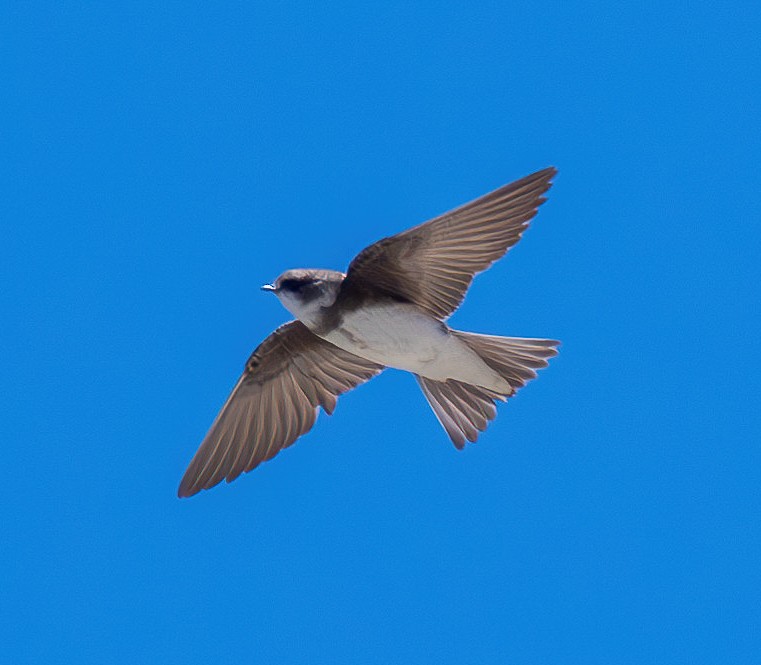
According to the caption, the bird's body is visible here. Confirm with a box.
[178,167,560,497]
[323,302,511,393]
[274,268,506,387]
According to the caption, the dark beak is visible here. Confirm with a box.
[261,284,276,292]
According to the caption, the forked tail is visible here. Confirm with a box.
[416,332,559,448]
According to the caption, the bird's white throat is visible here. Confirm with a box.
[275,281,340,329]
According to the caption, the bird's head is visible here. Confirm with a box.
[262,268,345,325]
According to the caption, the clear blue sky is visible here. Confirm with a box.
[2,2,760,663]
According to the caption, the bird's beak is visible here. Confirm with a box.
[261,284,276,292]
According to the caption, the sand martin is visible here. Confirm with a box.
[178,167,559,497]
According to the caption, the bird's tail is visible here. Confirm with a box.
[416,333,559,448]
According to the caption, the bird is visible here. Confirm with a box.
[178,167,559,497]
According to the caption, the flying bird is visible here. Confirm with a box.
[178,167,559,497]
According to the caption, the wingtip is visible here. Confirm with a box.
[530,166,558,186]
[177,478,197,498]
[517,166,557,194]
[539,166,558,184]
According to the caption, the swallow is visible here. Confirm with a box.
[178,167,559,497]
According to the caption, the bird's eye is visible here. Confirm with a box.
[279,277,317,292]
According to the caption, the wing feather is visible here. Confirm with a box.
[341,167,556,319]
[177,321,383,497]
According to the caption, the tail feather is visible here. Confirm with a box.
[418,332,559,447]
[417,376,504,449]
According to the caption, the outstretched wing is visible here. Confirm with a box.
[340,167,556,319]
[178,321,383,497]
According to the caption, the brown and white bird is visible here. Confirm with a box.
[178,167,559,497]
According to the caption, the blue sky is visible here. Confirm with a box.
[2,2,760,663]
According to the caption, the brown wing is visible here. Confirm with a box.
[177,321,383,497]
[340,167,556,319]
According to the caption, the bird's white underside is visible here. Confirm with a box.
[320,303,511,392]
[274,269,511,392]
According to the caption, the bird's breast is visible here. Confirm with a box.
[321,304,449,371]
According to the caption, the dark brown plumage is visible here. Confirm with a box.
[338,167,556,319]
[177,321,382,498]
